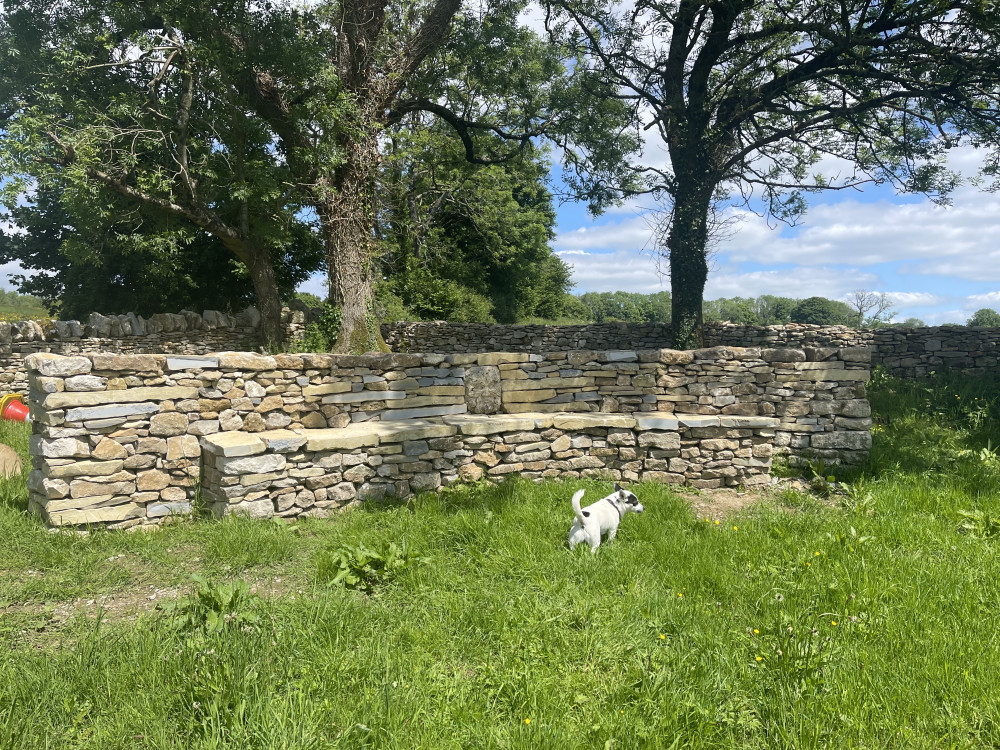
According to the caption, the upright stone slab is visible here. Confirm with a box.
[464,365,501,414]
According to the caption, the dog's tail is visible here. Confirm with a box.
[571,489,586,524]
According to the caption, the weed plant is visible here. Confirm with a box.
[2,371,1000,747]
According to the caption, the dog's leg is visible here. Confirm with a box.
[606,526,618,545]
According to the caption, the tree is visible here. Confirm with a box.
[898,317,926,328]
[790,297,854,326]
[0,1,327,346]
[545,0,1000,348]
[210,0,632,350]
[378,122,570,323]
[0,186,321,319]
[967,308,1000,327]
[848,290,896,328]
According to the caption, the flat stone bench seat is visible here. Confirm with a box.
[199,412,780,519]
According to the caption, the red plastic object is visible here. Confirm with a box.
[0,394,28,422]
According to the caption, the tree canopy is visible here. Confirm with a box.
[545,0,1000,347]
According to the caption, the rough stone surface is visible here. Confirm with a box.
[464,366,502,414]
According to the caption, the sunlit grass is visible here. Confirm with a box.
[2,370,1000,747]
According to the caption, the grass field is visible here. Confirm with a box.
[3,370,1000,748]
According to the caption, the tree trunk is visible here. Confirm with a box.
[321,132,388,354]
[245,245,284,350]
[667,180,713,350]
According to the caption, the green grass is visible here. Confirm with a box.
[3,370,1000,748]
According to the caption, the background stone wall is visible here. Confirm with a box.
[26,345,870,528]
[0,306,319,394]
[382,320,1000,380]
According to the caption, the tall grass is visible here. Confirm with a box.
[1,370,1000,748]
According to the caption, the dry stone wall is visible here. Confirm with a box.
[0,306,322,394]
[26,345,870,529]
[382,320,1000,380]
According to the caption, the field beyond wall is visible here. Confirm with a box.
[2,371,1000,748]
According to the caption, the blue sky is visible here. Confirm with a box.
[297,142,1000,325]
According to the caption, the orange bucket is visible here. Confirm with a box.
[0,394,29,422]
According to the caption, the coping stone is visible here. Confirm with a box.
[200,432,267,457]
[676,415,722,428]
[166,356,220,370]
[634,415,681,431]
[64,402,160,422]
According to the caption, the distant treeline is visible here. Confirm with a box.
[553,292,926,328]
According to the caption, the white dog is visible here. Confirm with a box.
[568,483,644,553]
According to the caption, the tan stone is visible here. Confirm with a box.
[200,431,266,458]
[443,414,537,435]
[137,470,170,491]
[137,437,167,454]
[373,421,457,443]
[149,411,189,437]
[42,386,198,409]
[415,386,465,396]
[458,464,483,482]
[46,502,143,526]
[637,432,681,450]
[500,377,589,392]
[302,382,353,397]
[70,479,136,498]
[93,438,127,461]
[300,411,327,428]
[550,435,571,453]
[243,413,267,432]
[90,354,162,372]
[552,414,637,430]
[504,402,591,414]
[502,389,556,403]
[306,427,381,451]
[478,353,529,365]
[255,395,284,412]
[47,460,124,479]
[26,353,92,377]
[215,352,278,370]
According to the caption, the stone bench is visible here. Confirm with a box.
[200,413,780,519]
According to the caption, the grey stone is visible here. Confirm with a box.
[26,354,92,377]
[464,365,501,414]
[166,356,220,370]
[65,375,108,392]
[219,453,287,475]
[65,402,159,422]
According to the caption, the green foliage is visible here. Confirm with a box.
[157,574,260,636]
[292,292,323,309]
[292,303,343,353]
[898,317,927,328]
[967,308,1000,327]
[315,541,421,594]
[577,290,671,323]
[789,296,855,326]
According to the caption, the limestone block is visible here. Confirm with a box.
[42,386,198,409]
[219,453,287,475]
[552,414,636,430]
[634,416,680,431]
[305,427,381,451]
[90,354,162,372]
[381,404,467,420]
[550,435,571,453]
[70,478,136,498]
[255,395,284,412]
[46,460,125,479]
[219,410,244,431]
[30,436,90,458]
[302,382,352,397]
[478,353,529,365]
[226,499,274,519]
[244,381,267,398]
[65,402,159,423]
[343,464,375,483]
[216,352,278,370]
[502,389,557,403]
[811,431,872,450]
[260,429,307,453]
[500,377,589,392]
[93,438,128,461]
[200,432,266,457]
[410,472,442,492]
[322,390,406,404]
[136,470,170,491]
[676,416,722,428]
[46,502,143,526]
[301,411,327,428]
[163,435,199,460]
[243,414,267,432]
[655,350,694,365]
[160,486,188,502]
[147,503,192,518]
[65,375,108,392]
[166,356,220,370]
[149,412,189,437]
[637,432,681,450]
[761,349,806,362]
[26,354,92,377]
[458,464,483,482]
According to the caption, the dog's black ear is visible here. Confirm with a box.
[614,482,621,492]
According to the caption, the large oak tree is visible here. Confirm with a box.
[546,0,1000,348]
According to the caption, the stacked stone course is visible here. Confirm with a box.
[26,345,871,529]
